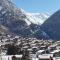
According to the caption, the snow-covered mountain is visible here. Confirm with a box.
[25,12,49,25]
[18,8,49,25]
[0,0,50,39]
[1,0,60,40]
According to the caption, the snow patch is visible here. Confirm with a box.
[0,6,2,10]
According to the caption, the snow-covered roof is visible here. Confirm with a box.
[1,55,13,60]
[37,50,45,53]
[49,44,58,48]
[15,55,23,58]
[15,36,20,38]
[42,54,53,57]
[27,49,32,51]
[1,55,22,60]
[32,46,38,49]
[38,54,52,59]
[40,46,46,47]
[50,50,60,54]
[23,46,29,49]
[32,58,39,60]
[53,57,60,60]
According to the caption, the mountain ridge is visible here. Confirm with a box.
[41,10,60,40]
[0,0,52,40]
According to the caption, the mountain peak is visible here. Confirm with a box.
[25,12,49,25]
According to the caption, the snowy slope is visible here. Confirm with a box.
[24,12,49,25]
[19,8,50,25]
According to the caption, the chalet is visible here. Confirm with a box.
[1,55,23,60]
[36,50,45,56]
[53,57,60,60]
[38,54,53,60]
[50,50,60,57]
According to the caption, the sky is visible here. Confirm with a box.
[12,0,60,14]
